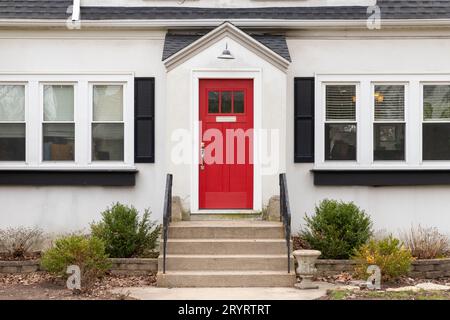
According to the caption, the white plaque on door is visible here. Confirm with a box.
[216,116,237,123]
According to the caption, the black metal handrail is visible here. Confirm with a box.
[162,173,173,274]
[279,173,292,274]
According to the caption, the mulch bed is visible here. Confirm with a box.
[0,271,157,300]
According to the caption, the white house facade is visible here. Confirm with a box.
[1,0,450,235]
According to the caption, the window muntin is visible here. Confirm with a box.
[0,85,25,161]
[423,85,450,160]
[92,85,124,162]
[373,85,405,161]
[43,85,75,161]
[325,85,357,161]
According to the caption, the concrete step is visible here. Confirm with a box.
[158,254,295,271]
[189,214,263,221]
[168,221,285,239]
[157,271,297,288]
[161,239,291,255]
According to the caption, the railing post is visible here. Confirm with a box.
[162,174,173,274]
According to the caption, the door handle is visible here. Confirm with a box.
[200,142,205,170]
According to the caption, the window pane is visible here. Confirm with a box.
[374,123,405,161]
[374,85,405,121]
[325,123,357,161]
[0,85,25,121]
[326,85,356,121]
[221,91,232,113]
[44,85,74,121]
[43,123,74,161]
[424,85,450,121]
[208,91,219,113]
[423,123,450,160]
[234,91,244,113]
[0,123,25,161]
[93,85,123,121]
[92,123,124,161]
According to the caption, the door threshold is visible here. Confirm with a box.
[192,210,259,215]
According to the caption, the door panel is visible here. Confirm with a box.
[199,79,254,210]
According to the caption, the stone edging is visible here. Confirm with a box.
[0,258,158,275]
[0,260,40,274]
[108,258,158,275]
[316,258,450,279]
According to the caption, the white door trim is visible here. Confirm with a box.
[190,69,263,214]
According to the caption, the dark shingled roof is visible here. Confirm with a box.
[2,1,450,21]
[163,32,292,62]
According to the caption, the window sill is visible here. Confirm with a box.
[0,168,138,186]
[311,168,450,186]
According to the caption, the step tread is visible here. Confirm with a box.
[166,239,287,243]
[170,221,283,227]
[160,254,292,258]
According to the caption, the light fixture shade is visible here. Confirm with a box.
[218,43,235,60]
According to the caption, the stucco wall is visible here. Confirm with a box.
[286,35,450,235]
[1,28,450,235]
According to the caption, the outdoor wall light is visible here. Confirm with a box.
[218,43,235,60]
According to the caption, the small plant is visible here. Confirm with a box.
[0,227,44,259]
[299,199,373,259]
[91,203,161,258]
[40,235,110,290]
[353,235,413,282]
[401,225,449,259]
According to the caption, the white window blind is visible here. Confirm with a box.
[424,85,450,121]
[326,85,356,121]
[374,85,405,121]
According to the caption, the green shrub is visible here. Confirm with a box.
[299,199,373,259]
[40,235,110,289]
[91,203,161,258]
[353,235,413,282]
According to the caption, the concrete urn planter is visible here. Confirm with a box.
[293,250,321,289]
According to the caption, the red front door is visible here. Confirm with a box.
[199,79,254,209]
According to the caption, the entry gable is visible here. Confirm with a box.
[163,22,291,72]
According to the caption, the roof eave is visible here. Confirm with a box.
[3,18,450,29]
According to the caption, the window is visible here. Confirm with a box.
[43,85,75,161]
[0,85,25,161]
[423,85,450,160]
[373,85,405,161]
[208,90,245,114]
[325,85,357,161]
[92,85,124,161]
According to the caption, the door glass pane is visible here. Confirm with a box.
[93,85,123,121]
[92,123,124,161]
[326,85,356,121]
[234,91,244,113]
[325,123,357,160]
[208,91,219,113]
[44,85,74,121]
[424,85,450,121]
[0,85,25,121]
[0,123,25,161]
[374,123,405,161]
[221,91,232,113]
[423,123,450,160]
[43,123,75,161]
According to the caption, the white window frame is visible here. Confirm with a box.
[371,82,408,164]
[89,82,129,166]
[0,82,28,165]
[420,82,450,164]
[0,73,135,170]
[322,82,360,165]
[315,74,450,170]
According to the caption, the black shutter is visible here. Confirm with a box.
[294,77,315,163]
[135,78,155,163]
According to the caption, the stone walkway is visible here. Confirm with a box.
[111,282,336,300]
